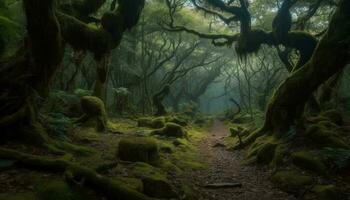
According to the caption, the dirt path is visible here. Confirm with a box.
[185,120,296,200]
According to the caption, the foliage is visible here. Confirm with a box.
[42,112,73,141]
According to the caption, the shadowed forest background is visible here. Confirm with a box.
[0,0,350,199]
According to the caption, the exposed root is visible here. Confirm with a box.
[0,147,155,200]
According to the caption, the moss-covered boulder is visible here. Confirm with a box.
[291,151,327,175]
[142,177,177,199]
[165,116,188,126]
[305,124,348,148]
[115,177,143,193]
[271,170,313,194]
[137,117,165,129]
[311,185,343,200]
[151,122,187,138]
[79,96,107,132]
[118,137,159,164]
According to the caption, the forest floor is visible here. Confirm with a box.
[184,120,295,200]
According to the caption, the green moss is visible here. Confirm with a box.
[80,96,107,132]
[115,177,143,192]
[181,184,197,200]
[35,179,98,200]
[0,159,14,171]
[118,137,159,164]
[245,135,278,165]
[291,151,327,175]
[306,124,348,148]
[270,144,289,169]
[137,117,165,129]
[56,142,95,156]
[0,193,36,200]
[131,162,167,180]
[142,176,177,198]
[151,122,187,138]
[271,170,313,194]
[165,116,188,126]
[311,185,342,200]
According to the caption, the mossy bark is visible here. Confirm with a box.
[262,0,350,136]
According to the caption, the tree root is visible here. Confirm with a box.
[0,147,156,200]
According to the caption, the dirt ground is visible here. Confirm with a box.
[184,120,296,200]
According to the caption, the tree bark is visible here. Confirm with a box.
[262,0,350,136]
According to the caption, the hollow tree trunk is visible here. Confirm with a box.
[262,0,350,136]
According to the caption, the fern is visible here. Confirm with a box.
[44,112,73,141]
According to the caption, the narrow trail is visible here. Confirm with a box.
[186,120,296,200]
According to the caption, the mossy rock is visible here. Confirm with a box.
[270,144,289,169]
[321,109,343,126]
[271,170,313,194]
[0,193,36,200]
[137,117,165,129]
[142,177,177,199]
[306,124,348,148]
[118,137,159,164]
[81,96,106,117]
[80,96,107,132]
[291,151,327,175]
[311,185,343,200]
[151,122,187,138]
[165,116,188,126]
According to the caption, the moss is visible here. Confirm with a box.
[79,96,107,132]
[137,117,165,129]
[165,116,188,126]
[270,144,289,169]
[142,176,177,198]
[311,185,343,200]
[115,177,143,192]
[0,193,36,200]
[151,122,187,138]
[56,142,95,156]
[118,137,159,164]
[131,162,167,180]
[306,124,348,148]
[245,135,278,165]
[291,151,327,175]
[271,170,313,194]
[181,184,197,200]
[229,125,248,137]
[35,179,98,200]
[0,159,14,171]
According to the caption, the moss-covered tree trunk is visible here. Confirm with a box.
[152,85,170,116]
[261,0,350,136]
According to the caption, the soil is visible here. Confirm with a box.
[184,120,296,200]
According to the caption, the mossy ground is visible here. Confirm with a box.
[0,115,209,199]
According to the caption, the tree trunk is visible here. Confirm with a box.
[262,0,350,136]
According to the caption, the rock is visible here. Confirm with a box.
[271,170,313,194]
[118,137,159,164]
[291,151,327,175]
[137,117,165,129]
[115,177,143,193]
[165,116,188,126]
[173,139,185,146]
[151,122,187,138]
[311,185,343,200]
[142,177,177,199]
[80,96,107,132]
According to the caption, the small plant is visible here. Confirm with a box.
[43,112,73,141]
